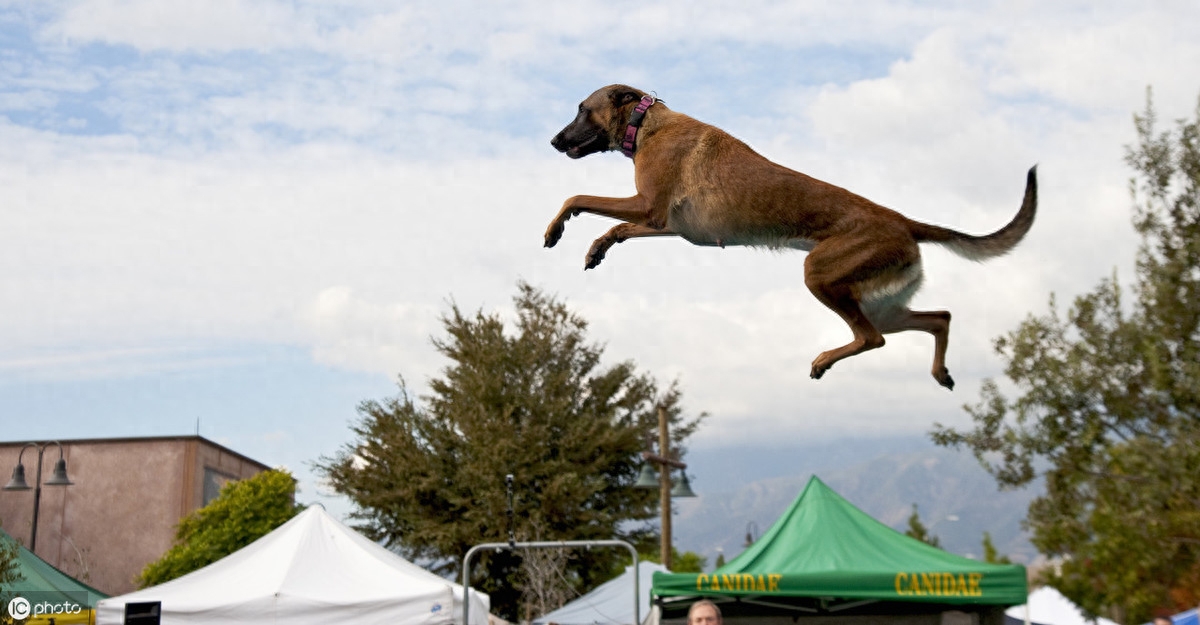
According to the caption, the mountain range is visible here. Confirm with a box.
[672,435,1043,570]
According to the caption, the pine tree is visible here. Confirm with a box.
[904,503,941,548]
[317,282,703,620]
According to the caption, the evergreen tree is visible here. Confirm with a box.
[904,503,941,548]
[317,282,703,620]
[933,91,1200,624]
[981,532,1011,564]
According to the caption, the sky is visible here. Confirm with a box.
[2,1,1199,516]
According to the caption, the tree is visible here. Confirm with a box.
[317,283,702,620]
[932,91,1200,624]
[138,469,301,587]
[904,503,941,548]
[636,546,707,573]
[981,532,1011,564]
[1,519,24,612]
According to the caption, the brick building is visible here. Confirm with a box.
[0,436,273,595]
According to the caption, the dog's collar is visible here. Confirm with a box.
[620,95,657,158]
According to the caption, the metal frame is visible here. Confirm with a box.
[461,539,639,625]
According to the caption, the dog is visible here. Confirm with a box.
[546,85,1037,389]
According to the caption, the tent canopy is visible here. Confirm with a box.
[95,505,488,625]
[653,477,1027,617]
[534,561,668,625]
[1003,587,1119,625]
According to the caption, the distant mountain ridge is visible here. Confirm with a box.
[673,436,1041,570]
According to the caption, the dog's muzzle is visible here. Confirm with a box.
[552,127,607,159]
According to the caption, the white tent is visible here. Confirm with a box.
[1004,587,1119,625]
[96,505,489,625]
[533,561,668,625]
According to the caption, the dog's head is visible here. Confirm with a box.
[551,84,648,159]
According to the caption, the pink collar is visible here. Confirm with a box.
[620,95,657,158]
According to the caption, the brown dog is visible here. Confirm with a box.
[546,85,1037,389]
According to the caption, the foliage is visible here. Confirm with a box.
[904,503,941,548]
[0,519,24,612]
[981,532,1011,564]
[932,91,1200,624]
[637,547,708,573]
[137,469,301,588]
[714,552,726,569]
[317,282,703,621]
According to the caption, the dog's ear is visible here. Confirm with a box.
[615,90,640,107]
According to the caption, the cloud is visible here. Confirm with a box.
[3,2,1199,448]
[301,286,439,376]
[47,0,318,52]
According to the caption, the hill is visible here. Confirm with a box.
[673,436,1041,569]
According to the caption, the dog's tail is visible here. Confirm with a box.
[909,165,1038,261]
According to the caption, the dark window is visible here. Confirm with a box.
[202,467,237,505]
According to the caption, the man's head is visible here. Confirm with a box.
[1153,618,1172,625]
[687,600,722,625]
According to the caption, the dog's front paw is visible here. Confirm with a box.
[544,221,565,248]
[584,241,608,270]
[934,367,954,390]
[810,362,830,380]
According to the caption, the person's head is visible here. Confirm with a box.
[1153,618,1172,625]
[687,600,722,625]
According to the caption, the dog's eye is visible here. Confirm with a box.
[578,103,586,114]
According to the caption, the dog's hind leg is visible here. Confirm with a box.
[802,276,886,380]
[872,308,954,389]
[804,293,886,380]
[804,236,929,380]
[585,223,678,269]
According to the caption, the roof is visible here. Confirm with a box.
[652,476,1027,614]
[0,435,271,471]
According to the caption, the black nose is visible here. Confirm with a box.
[551,132,565,151]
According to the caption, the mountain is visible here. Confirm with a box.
[671,436,1042,569]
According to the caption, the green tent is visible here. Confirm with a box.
[652,477,1026,623]
[2,528,107,623]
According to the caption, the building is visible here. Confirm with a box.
[0,435,273,595]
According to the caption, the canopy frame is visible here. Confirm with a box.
[462,540,638,625]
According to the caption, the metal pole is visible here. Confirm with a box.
[462,540,639,625]
[657,406,671,571]
[30,446,44,552]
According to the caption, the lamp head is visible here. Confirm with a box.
[45,458,73,486]
[4,463,30,491]
[634,463,659,489]
[670,473,697,498]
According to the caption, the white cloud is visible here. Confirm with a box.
[48,0,318,52]
[301,286,439,376]
[3,2,1199,448]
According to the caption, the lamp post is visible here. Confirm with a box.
[3,441,74,553]
[635,406,696,570]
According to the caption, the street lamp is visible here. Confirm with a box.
[4,441,74,553]
[635,406,696,570]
